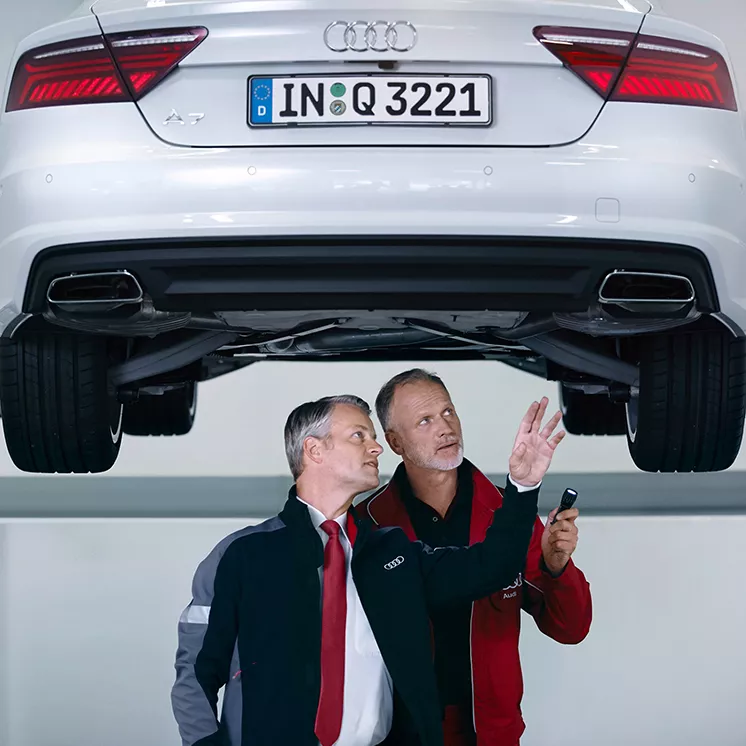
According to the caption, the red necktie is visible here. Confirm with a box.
[315,519,347,746]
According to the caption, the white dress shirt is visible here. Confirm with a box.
[297,497,394,746]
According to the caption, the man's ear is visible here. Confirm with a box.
[303,436,325,468]
[385,430,404,457]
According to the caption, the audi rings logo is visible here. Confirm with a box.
[384,556,405,570]
[323,20,418,53]
[502,573,523,591]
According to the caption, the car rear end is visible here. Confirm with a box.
[3,0,659,148]
[0,0,745,475]
[1,0,745,321]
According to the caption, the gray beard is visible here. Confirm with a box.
[412,442,465,471]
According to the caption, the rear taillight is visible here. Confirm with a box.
[534,26,738,111]
[6,27,207,112]
[108,28,208,97]
[6,36,128,111]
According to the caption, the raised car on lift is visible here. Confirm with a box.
[0,0,744,473]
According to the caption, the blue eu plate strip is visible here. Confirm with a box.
[250,78,273,124]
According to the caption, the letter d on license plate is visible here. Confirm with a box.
[248,74,492,127]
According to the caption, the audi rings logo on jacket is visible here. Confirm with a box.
[502,573,523,591]
[384,555,405,570]
[323,21,418,53]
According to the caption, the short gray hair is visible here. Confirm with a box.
[284,395,371,480]
[375,368,448,432]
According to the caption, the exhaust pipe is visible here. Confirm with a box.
[47,271,144,313]
[598,271,695,313]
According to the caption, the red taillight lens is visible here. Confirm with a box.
[6,36,128,111]
[615,34,737,110]
[534,27,634,98]
[534,26,738,111]
[107,27,208,96]
[6,27,207,112]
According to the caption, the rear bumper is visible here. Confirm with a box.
[24,236,719,315]
[1,101,746,334]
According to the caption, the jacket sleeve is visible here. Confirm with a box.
[415,476,538,610]
[521,516,593,644]
[171,537,243,746]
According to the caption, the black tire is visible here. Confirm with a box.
[626,330,746,472]
[122,382,197,436]
[0,334,123,473]
[560,385,627,436]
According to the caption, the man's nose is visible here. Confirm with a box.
[438,417,456,437]
[370,440,384,456]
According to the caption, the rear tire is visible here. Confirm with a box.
[122,382,197,436]
[0,333,123,473]
[559,385,626,436]
[626,330,746,472]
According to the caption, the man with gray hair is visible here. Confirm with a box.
[172,391,560,746]
[358,369,592,746]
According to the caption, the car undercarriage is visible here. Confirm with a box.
[1,234,743,475]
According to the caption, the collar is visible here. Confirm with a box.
[296,495,351,542]
[393,458,474,520]
[281,485,363,547]
[364,459,505,545]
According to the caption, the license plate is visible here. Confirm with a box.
[248,74,492,127]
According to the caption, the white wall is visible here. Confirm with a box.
[0,526,8,746]
[3,515,745,746]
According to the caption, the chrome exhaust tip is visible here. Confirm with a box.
[47,271,144,313]
[598,271,695,312]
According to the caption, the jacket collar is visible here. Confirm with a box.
[364,459,505,546]
[280,485,371,563]
[279,487,325,569]
[362,469,418,541]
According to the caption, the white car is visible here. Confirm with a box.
[0,0,745,474]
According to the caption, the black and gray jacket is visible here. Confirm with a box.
[171,478,539,746]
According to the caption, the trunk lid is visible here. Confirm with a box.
[92,0,651,147]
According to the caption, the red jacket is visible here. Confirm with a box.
[357,462,592,746]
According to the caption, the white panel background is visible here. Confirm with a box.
[1,516,745,746]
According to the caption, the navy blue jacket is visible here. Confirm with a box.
[171,479,539,746]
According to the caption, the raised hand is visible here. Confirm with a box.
[508,397,566,488]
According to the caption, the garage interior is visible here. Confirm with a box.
[1,2,746,746]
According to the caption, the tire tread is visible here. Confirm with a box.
[0,334,121,473]
[628,331,746,472]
